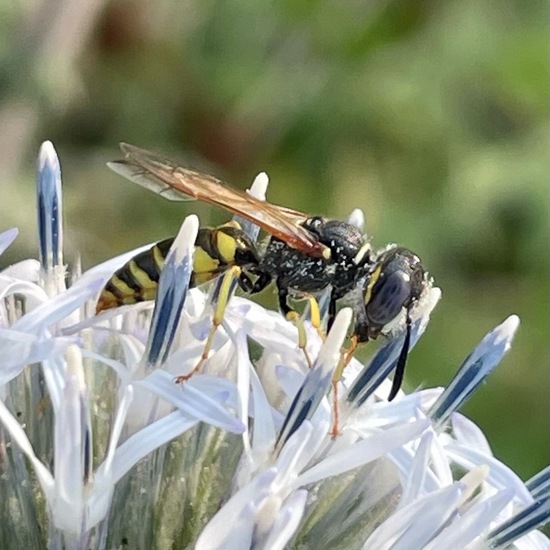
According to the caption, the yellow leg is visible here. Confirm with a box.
[175,266,241,383]
[285,295,327,369]
[286,310,313,369]
[307,296,327,342]
[329,335,358,438]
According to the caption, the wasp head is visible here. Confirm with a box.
[354,245,427,400]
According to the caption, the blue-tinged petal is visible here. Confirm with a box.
[487,495,550,548]
[276,308,352,447]
[527,467,550,501]
[274,364,306,399]
[111,410,199,484]
[13,278,103,334]
[185,374,240,408]
[0,228,18,256]
[428,315,519,426]
[294,419,430,488]
[350,388,442,430]
[137,370,244,433]
[423,488,514,550]
[36,141,63,272]
[0,328,77,384]
[144,215,198,367]
[347,287,441,407]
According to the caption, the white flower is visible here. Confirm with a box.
[0,141,547,549]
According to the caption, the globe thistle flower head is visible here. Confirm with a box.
[0,142,547,549]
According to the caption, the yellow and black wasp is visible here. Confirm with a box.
[98,143,428,399]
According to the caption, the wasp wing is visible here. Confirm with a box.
[108,143,329,258]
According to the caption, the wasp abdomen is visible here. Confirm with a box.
[96,238,173,312]
[96,225,260,313]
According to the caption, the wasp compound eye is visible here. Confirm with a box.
[366,269,412,328]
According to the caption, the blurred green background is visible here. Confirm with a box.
[0,0,547,479]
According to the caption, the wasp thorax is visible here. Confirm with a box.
[303,218,366,260]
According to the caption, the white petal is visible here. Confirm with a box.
[0,276,49,309]
[423,488,514,550]
[451,413,493,455]
[110,410,198,484]
[103,384,134,473]
[445,444,533,505]
[53,372,85,531]
[2,259,40,282]
[512,530,550,550]
[399,430,434,508]
[294,419,429,488]
[195,468,278,550]
[137,370,244,433]
[260,490,308,550]
[14,279,102,333]
[363,484,462,550]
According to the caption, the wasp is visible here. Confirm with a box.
[98,143,429,399]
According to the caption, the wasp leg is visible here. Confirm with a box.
[307,296,322,334]
[274,282,313,369]
[174,266,241,383]
[329,334,358,438]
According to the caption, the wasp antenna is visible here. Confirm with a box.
[388,313,412,401]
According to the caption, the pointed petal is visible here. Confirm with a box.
[423,488,514,550]
[137,370,244,433]
[277,308,352,447]
[36,141,63,270]
[261,490,308,550]
[110,410,198,484]
[429,316,520,426]
[0,227,18,256]
[445,443,533,505]
[294,419,429,488]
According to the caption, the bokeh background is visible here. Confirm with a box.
[0,0,547,479]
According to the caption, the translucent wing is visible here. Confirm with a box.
[108,143,329,257]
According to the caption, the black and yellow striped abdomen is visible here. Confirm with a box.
[96,224,260,313]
